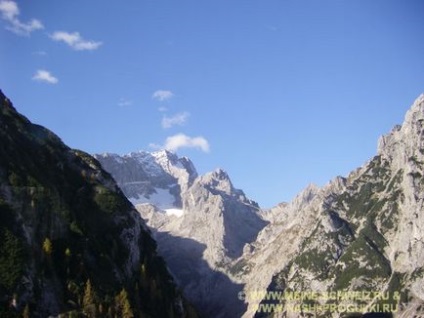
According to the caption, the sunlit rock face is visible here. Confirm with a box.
[247,94,424,318]
[96,151,267,317]
[98,95,424,318]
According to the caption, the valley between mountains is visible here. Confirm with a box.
[96,94,424,318]
[1,90,424,317]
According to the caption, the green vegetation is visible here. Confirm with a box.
[83,279,97,317]
[333,225,391,291]
[409,155,423,166]
[384,272,407,305]
[0,91,198,317]
[335,156,394,221]
[93,185,129,214]
[386,170,403,192]
[295,247,332,274]
[115,288,134,318]
[253,136,421,317]
[0,229,25,290]
[43,237,53,255]
[229,258,249,275]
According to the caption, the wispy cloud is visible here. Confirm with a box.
[0,0,43,36]
[32,70,58,84]
[150,133,210,153]
[32,50,47,56]
[50,31,102,51]
[162,112,190,129]
[152,90,174,102]
[158,106,168,112]
[118,98,133,107]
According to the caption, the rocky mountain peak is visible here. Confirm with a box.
[293,183,320,205]
[245,93,424,318]
[198,168,234,195]
[96,150,265,317]
[378,94,424,171]
[151,150,198,188]
[150,150,180,170]
[405,93,424,125]
[95,150,199,210]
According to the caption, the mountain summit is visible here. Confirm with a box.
[247,94,424,318]
[96,150,268,317]
[95,150,197,209]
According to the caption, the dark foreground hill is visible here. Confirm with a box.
[0,90,197,317]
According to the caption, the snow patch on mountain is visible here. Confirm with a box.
[129,186,177,209]
[95,150,266,317]
[165,208,184,217]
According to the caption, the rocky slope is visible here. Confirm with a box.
[97,94,424,318]
[95,151,268,317]
[0,90,197,317]
[248,94,424,318]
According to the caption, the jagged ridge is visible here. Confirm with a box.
[96,150,268,318]
[250,94,424,318]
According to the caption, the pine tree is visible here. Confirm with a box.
[140,263,148,290]
[65,248,71,275]
[82,279,97,317]
[65,247,71,257]
[116,288,134,318]
[42,238,52,255]
[22,304,30,318]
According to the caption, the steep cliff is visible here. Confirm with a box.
[0,90,197,317]
[250,95,424,318]
[96,153,268,318]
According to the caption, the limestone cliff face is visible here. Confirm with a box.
[96,155,268,318]
[247,94,424,318]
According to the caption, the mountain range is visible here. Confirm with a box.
[96,94,424,318]
[1,88,424,318]
[95,150,268,317]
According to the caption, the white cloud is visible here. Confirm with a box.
[32,70,58,84]
[0,0,43,36]
[161,133,210,153]
[50,31,102,51]
[0,0,17,20]
[118,98,133,107]
[158,106,168,112]
[162,112,190,129]
[152,90,174,102]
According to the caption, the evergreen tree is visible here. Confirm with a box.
[65,248,71,275]
[22,304,30,318]
[0,229,24,289]
[65,247,71,257]
[42,238,52,255]
[115,288,133,318]
[82,279,97,317]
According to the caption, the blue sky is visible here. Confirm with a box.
[1,0,423,208]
